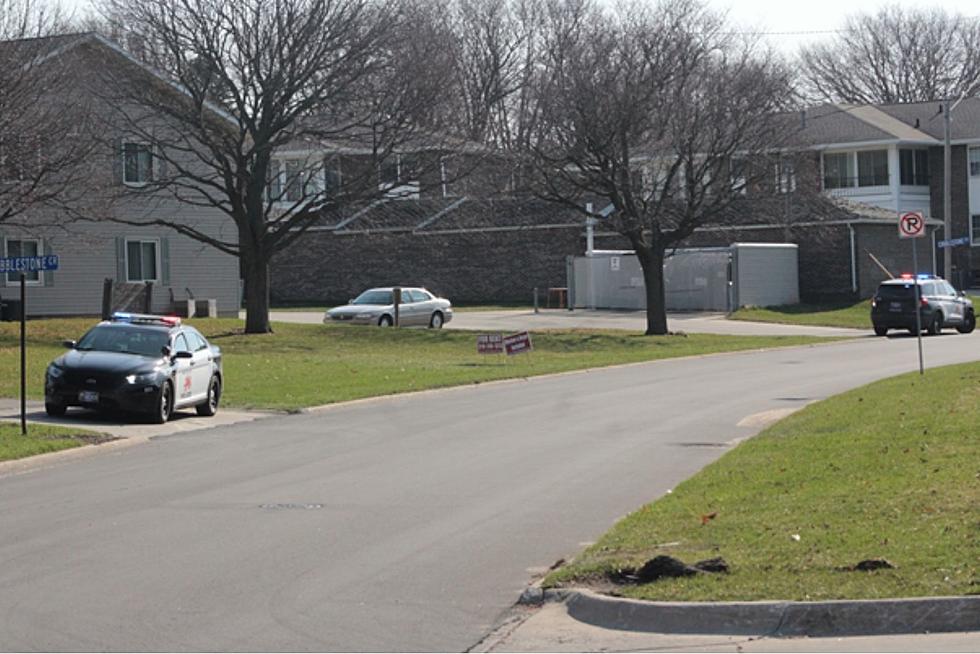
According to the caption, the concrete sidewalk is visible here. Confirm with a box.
[475,601,980,652]
[0,398,274,440]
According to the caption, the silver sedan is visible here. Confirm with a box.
[324,287,454,328]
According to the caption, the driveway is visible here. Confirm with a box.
[262,309,867,337]
[0,333,975,650]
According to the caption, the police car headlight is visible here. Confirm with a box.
[125,372,159,385]
[46,365,65,380]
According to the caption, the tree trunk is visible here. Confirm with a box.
[241,239,272,334]
[637,245,668,336]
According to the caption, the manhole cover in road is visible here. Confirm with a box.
[260,503,324,510]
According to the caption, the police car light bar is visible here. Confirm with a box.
[111,312,181,326]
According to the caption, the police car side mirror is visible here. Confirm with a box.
[959,290,966,297]
[62,340,76,349]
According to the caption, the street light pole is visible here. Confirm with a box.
[943,99,953,281]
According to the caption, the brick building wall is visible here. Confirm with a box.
[272,226,585,305]
[929,145,973,281]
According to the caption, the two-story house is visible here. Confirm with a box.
[0,33,240,318]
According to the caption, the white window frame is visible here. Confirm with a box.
[969,147,980,178]
[379,154,420,199]
[4,237,42,286]
[899,148,929,186]
[124,238,160,283]
[774,158,796,193]
[122,141,153,187]
[268,156,326,206]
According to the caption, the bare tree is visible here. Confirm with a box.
[800,5,980,104]
[92,0,452,333]
[442,0,543,151]
[528,0,795,335]
[0,0,95,225]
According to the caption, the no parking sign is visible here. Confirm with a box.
[898,211,925,239]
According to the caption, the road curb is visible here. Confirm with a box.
[547,588,980,637]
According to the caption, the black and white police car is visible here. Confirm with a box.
[45,312,223,423]
[870,274,976,336]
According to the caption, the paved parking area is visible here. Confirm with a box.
[0,398,275,440]
[264,309,867,338]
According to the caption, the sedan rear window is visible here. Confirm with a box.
[353,290,393,305]
[877,284,915,300]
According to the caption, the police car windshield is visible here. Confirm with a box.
[352,290,393,305]
[76,325,170,357]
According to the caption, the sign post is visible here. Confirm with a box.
[898,212,926,375]
[0,255,60,434]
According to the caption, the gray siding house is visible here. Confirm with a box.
[0,33,240,318]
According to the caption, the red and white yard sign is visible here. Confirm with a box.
[502,331,533,356]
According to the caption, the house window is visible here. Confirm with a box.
[729,157,747,195]
[774,158,796,193]
[268,158,325,204]
[126,239,158,282]
[972,215,980,246]
[823,152,854,189]
[379,154,419,196]
[123,142,153,185]
[899,149,929,186]
[969,148,980,177]
[4,238,41,284]
[857,150,888,186]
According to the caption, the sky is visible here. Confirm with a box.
[710,0,980,54]
[59,0,980,55]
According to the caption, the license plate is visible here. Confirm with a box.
[889,302,902,312]
[78,390,99,403]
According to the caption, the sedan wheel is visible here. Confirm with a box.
[378,315,393,327]
[429,312,444,329]
[152,382,173,424]
[196,376,221,416]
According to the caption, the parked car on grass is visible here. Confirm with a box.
[44,313,223,423]
[870,274,975,336]
[325,287,453,328]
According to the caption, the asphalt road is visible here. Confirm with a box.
[1,332,977,651]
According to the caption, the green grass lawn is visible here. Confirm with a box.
[731,294,980,331]
[0,421,109,462]
[730,299,872,330]
[545,362,980,601]
[1,318,831,412]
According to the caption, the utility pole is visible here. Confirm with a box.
[943,98,953,281]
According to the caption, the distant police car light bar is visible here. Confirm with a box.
[111,312,181,326]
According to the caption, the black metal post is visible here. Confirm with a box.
[20,272,26,435]
[393,287,401,327]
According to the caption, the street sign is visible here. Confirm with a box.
[476,334,503,354]
[898,211,926,239]
[0,255,59,273]
[938,236,970,248]
[503,331,533,356]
